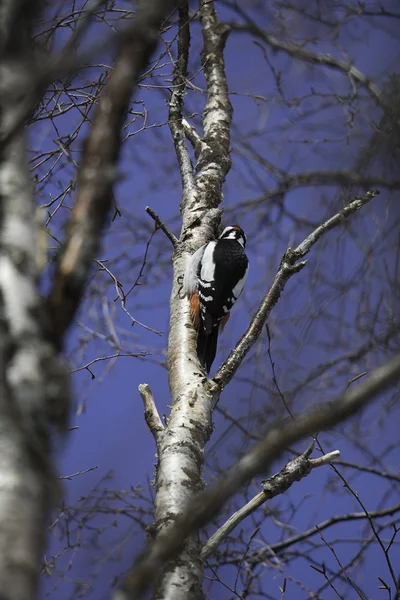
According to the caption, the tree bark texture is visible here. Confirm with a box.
[0,13,65,594]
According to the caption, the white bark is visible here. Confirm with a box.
[0,7,69,596]
[0,77,64,600]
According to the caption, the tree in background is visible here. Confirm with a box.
[1,1,400,599]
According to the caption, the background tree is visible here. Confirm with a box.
[1,1,400,599]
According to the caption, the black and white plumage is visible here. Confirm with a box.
[183,225,249,372]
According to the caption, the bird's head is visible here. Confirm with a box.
[219,225,247,248]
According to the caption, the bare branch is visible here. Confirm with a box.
[212,189,380,393]
[58,466,98,481]
[293,189,380,259]
[0,4,174,146]
[182,117,205,158]
[271,503,400,554]
[168,2,196,197]
[192,0,233,212]
[201,445,340,559]
[227,9,383,105]
[145,206,178,247]
[333,460,400,483]
[61,0,106,57]
[138,384,164,441]
[310,451,340,468]
[238,172,400,212]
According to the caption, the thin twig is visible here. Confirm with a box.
[71,353,147,376]
[333,460,400,483]
[271,503,400,554]
[145,206,178,247]
[317,528,367,599]
[62,0,105,56]
[58,466,98,480]
[96,256,163,335]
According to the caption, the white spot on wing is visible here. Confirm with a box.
[200,241,217,283]
[199,292,213,302]
[232,264,249,300]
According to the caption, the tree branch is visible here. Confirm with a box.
[292,189,380,258]
[182,117,205,158]
[270,503,400,554]
[211,189,380,394]
[193,1,233,208]
[145,206,178,247]
[138,384,164,441]
[226,9,382,105]
[168,2,196,197]
[332,460,400,483]
[201,443,340,559]
[238,172,400,212]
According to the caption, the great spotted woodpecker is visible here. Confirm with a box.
[183,225,249,372]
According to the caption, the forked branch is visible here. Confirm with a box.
[201,443,340,559]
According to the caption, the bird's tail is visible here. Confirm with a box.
[197,325,219,374]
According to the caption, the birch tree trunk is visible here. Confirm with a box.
[0,134,54,600]
[152,2,233,598]
[0,5,67,597]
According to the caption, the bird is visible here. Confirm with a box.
[183,225,249,372]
